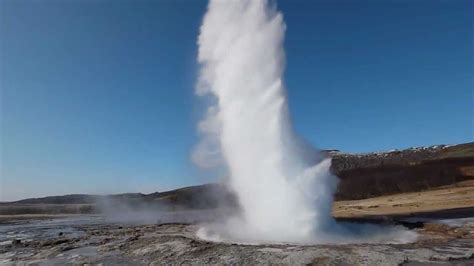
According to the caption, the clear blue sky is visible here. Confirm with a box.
[1,0,472,200]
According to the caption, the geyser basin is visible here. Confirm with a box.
[197,220,418,245]
[193,0,416,244]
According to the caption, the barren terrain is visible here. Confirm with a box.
[1,216,474,265]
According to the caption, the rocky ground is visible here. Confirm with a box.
[0,215,473,265]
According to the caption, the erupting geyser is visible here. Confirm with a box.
[194,0,416,244]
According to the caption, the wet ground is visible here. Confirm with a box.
[0,213,473,265]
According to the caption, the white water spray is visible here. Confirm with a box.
[194,0,416,244]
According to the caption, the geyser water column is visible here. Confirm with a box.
[194,0,416,244]
[194,0,337,243]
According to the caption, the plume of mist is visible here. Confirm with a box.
[193,0,416,244]
[95,185,237,225]
[95,196,165,224]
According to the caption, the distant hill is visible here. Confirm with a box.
[0,184,234,210]
[2,142,472,212]
[4,193,149,205]
[328,142,474,172]
[330,142,474,200]
[9,194,100,205]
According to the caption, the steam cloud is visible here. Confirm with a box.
[194,0,416,244]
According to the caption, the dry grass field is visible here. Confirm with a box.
[334,180,474,218]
